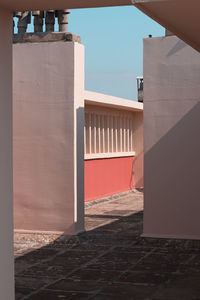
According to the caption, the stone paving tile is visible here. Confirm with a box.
[84,218,114,231]
[20,262,75,278]
[151,275,200,300]
[68,268,123,281]
[15,259,39,275]
[15,288,35,300]
[15,275,55,290]
[79,231,137,246]
[49,250,102,266]
[133,252,190,272]
[90,294,129,300]
[118,270,171,286]
[72,244,111,252]
[27,290,90,299]
[46,279,104,293]
[112,245,153,253]
[100,283,157,299]
[14,190,200,300]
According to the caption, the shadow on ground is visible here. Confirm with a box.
[15,197,200,300]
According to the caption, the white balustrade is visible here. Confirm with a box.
[85,107,135,160]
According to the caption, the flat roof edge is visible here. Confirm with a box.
[84,90,143,111]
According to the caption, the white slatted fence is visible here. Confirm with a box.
[85,106,135,159]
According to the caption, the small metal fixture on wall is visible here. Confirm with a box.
[136,76,143,103]
[13,10,70,34]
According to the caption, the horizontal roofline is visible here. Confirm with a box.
[84,90,143,112]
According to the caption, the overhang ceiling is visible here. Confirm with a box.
[2,0,132,11]
[3,0,200,52]
[133,0,200,52]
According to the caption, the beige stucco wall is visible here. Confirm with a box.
[133,111,143,188]
[13,41,85,234]
[143,35,200,239]
[0,8,15,300]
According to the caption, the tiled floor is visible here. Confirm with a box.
[15,190,200,299]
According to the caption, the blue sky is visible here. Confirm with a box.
[68,6,164,100]
[16,6,164,100]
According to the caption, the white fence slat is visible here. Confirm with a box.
[120,117,123,152]
[127,118,130,152]
[89,113,92,154]
[107,117,110,153]
[102,115,105,153]
[123,117,126,152]
[98,114,101,153]
[84,108,135,157]
[93,114,97,154]
[111,116,114,153]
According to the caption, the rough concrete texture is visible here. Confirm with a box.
[15,190,200,299]
[13,32,81,44]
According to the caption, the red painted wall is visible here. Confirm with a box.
[85,156,134,202]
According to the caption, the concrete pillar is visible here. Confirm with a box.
[143,36,200,239]
[13,39,85,234]
[0,8,15,300]
[133,111,143,189]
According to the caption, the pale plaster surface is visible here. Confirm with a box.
[143,36,200,239]
[74,42,85,233]
[133,111,143,188]
[13,41,85,234]
[0,8,15,300]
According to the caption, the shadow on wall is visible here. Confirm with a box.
[130,158,134,189]
[133,151,144,189]
[144,102,200,237]
[76,107,85,233]
[166,39,187,57]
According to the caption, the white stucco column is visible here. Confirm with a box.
[143,36,200,239]
[13,40,85,234]
[0,8,14,300]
